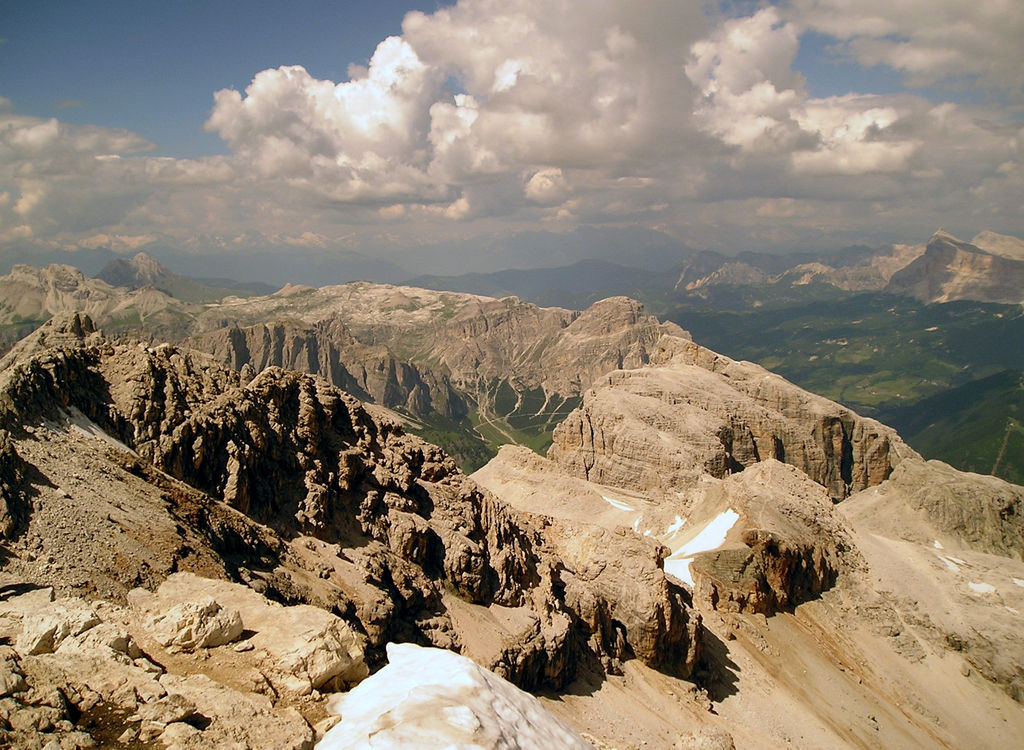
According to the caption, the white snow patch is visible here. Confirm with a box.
[602,496,635,512]
[939,556,960,572]
[1013,578,1024,588]
[948,556,967,566]
[1006,607,1019,615]
[664,509,739,586]
[666,516,686,536]
[632,518,641,533]
[968,582,997,595]
[65,408,138,456]
[317,643,593,750]
[643,529,652,537]
[933,540,944,550]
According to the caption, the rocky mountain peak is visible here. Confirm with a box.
[128,251,163,275]
[928,227,962,244]
[887,228,1024,304]
[96,250,173,288]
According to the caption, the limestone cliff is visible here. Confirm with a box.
[187,288,685,419]
[549,336,910,501]
[188,318,468,420]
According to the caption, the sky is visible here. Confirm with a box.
[1,0,1022,270]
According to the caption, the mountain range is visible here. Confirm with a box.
[3,228,1020,482]
[0,240,1022,747]
[0,299,1021,747]
[411,229,1024,307]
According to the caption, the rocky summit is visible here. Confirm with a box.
[0,293,1021,748]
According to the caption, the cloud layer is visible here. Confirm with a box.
[1,0,1021,260]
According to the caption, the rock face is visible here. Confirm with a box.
[184,289,686,459]
[548,337,909,501]
[0,314,700,697]
[886,229,1024,304]
[188,317,469,420]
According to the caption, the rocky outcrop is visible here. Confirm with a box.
[0,580,334,749]
[549,340,909,501]
[478,447,859,618]
[0,314,700,693]
[540,519,701,674]
[130,573,368,697]
[687,462,860,615]
[0,430,28,538]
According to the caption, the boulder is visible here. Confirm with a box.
[143,597,243,652]
[16,599,101,656]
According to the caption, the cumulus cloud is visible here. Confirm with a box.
[687,8,808,152]
[203,0,707,216]
[1,0,1022,257]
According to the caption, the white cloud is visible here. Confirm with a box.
[202,0,707,214]
[792,96,919,175]
[524,168,568,204]
[790,0,1024,98]
[1,0,1022,259]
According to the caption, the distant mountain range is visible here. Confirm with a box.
[412,229,1024,308]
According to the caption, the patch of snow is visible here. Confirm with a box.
[1005,607,1019,615]
[317,643,593,750]
[602,496,635,512]
[666,516,686,536]
[933,540,944,550]
[925,326,939,331]
[948,556,966,566]
[64,408,138,456]
[664,509,739,586]
[1013,578,1024,588]
[938,556,960,572]
[632,518,641,533]
[643,529,651,537]
[968,582,997,595]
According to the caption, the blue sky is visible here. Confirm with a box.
[1,0,429,156]
[0,0,1021,266]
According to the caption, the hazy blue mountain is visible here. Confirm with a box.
[97,252,275,301]
[409,259,662,308]
[389,226,696,276]
[0,243,120,276]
